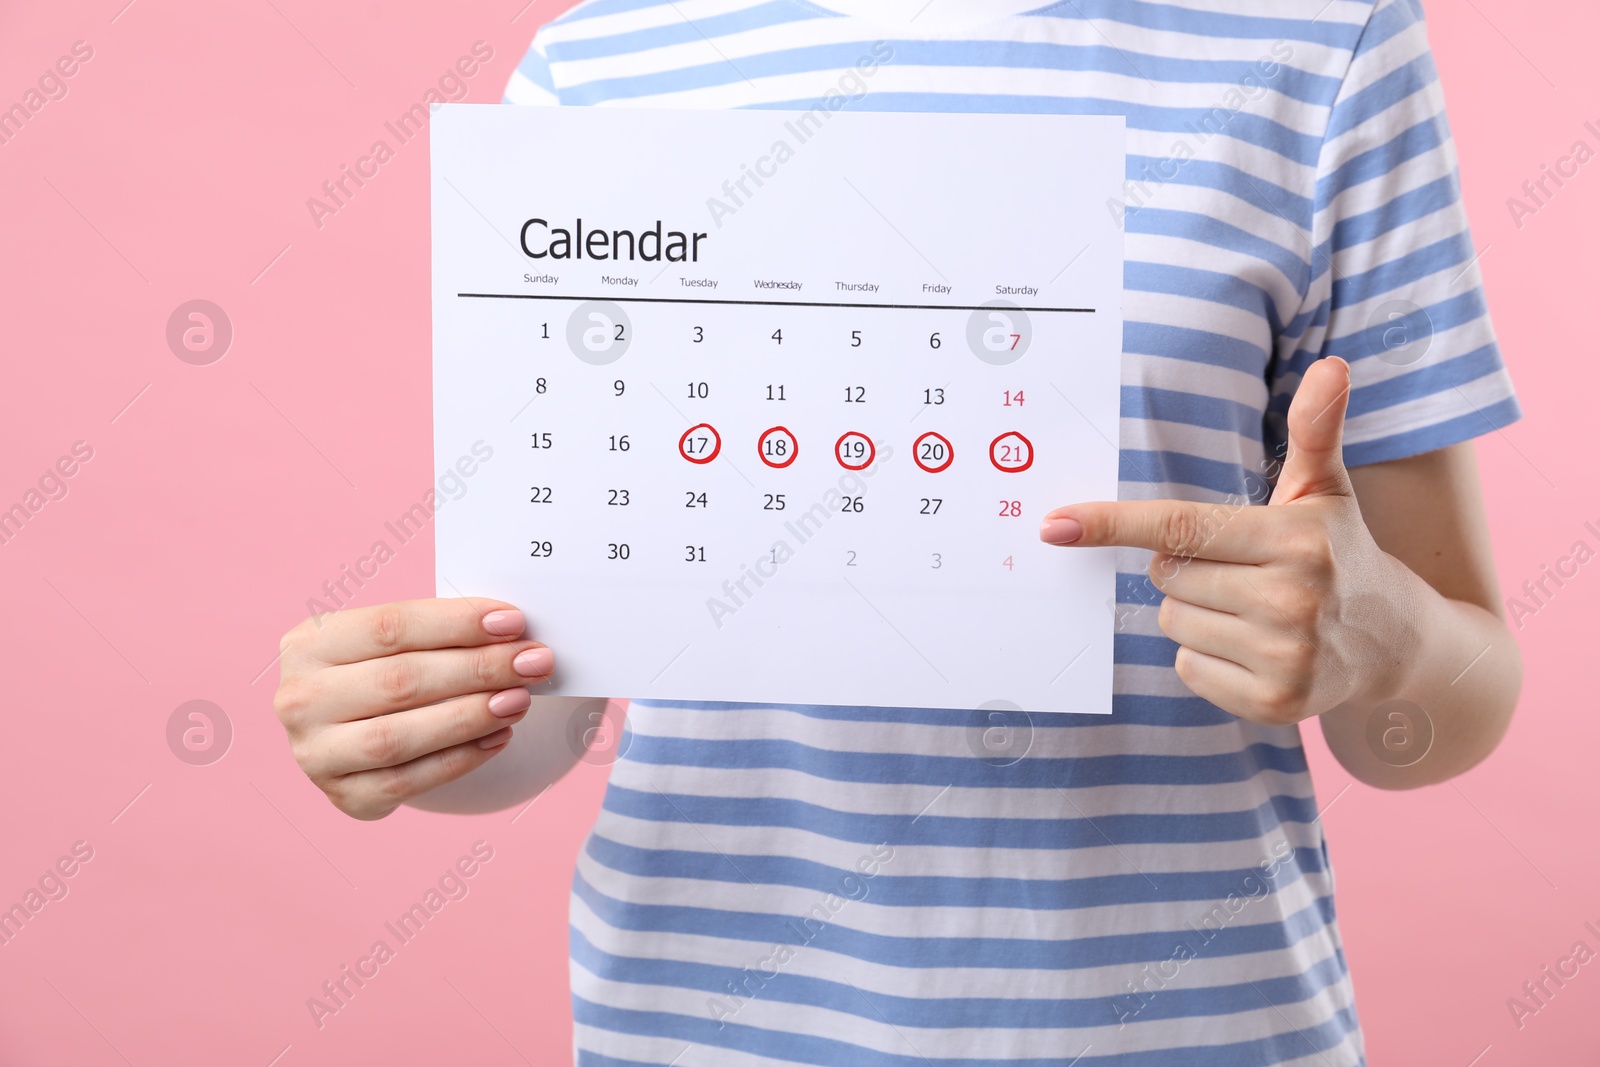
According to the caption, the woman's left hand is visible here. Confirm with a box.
[1039,356,1421,726]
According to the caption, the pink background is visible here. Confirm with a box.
[0,1,1593,1063]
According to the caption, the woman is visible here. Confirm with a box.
[274,1,1521,1061]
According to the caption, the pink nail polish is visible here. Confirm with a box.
[478,727,513,750]
[1040,517,1084,545]
[513,646,554,678]
[482,610,525,637]
[487,687,531,717]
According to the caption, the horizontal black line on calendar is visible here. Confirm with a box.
[459,293,1095,314]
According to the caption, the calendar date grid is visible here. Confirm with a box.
[482,291,1104,586]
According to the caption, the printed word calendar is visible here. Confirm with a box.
[431,105,1124,714]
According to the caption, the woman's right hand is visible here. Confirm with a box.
[272,597,554,820]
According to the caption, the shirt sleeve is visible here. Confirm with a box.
[502,34,560,106]
[1274,0,1521,468]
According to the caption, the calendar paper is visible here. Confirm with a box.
[431,105,1124,714]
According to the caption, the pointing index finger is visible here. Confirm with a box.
[1040,499,1274,563]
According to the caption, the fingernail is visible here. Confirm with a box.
[478,726,513,750]
[482,610,525,637]
[513,646,554,678]
[1040,517,1084,545]
[487,687,531,717]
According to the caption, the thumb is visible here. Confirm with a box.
[1274,356,1353,504]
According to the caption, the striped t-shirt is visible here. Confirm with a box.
[502,2,1520,1063]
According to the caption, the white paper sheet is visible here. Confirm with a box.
[431,104,1124,713]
